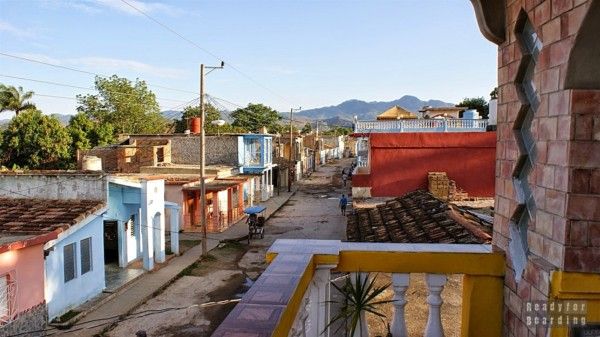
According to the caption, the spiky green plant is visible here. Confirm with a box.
[327,273,394,337]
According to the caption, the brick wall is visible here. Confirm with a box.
[493,1,598,336]
[170,136,239,166]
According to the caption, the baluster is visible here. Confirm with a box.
[424,274,447,337]
[391,273,410,337]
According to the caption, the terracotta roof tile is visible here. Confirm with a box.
[0,199,106,236]
[347,190,492,244]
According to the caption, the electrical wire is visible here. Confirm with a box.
[8,299,241,337]
[118,0,298,107]
[0,74,192,103]
[0,51,197,95]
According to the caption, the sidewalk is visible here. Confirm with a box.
[56,188,297,337]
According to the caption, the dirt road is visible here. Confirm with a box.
[106,158,352,337]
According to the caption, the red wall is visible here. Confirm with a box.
[356,132,496,197]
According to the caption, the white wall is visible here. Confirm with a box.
[44,215,105,320]
[0,174,106,200]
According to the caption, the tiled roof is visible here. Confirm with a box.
[346,190,492,244]
[0,199,105,236]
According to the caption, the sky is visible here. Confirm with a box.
[0,0,498,116]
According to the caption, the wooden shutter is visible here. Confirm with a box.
[63,243,76,282]
[80,238,92,275]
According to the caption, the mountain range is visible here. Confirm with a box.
[296,95,453,121]
[0,95,454,129]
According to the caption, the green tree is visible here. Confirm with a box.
[67,112,115,155]
[456,97,489,119]
[174,104,221,133]
[301,122,312,134]
[322,126,352,136]
[0,110,72,169]
[77,75,167,135]
[0,84,36,116]
[231,103,281,133]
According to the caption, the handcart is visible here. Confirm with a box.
[244,205,266,243]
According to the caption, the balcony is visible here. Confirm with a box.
[212,239,505,337]
[354,119,489,133]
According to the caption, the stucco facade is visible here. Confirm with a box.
[44,213,106,320]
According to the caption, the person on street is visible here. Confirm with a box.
[342,173,348,187]
[340,194,348,215]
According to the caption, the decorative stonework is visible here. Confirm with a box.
[509,11,542,282]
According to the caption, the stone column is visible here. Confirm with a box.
[306,265,335,337]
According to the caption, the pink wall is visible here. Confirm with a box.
[0,244,46,314]
[353,132,496,197]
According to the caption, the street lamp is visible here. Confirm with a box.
[199,62,224,257]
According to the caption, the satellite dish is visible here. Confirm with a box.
[211,120,226,126]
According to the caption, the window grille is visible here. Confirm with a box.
[64,243,77,283]
[0,274,16,325]
[80,237,93,275]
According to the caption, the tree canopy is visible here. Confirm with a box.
[231,103,281,133]
[67,112,115,155]
[174,104,221,133]
[301,122,312,134]
[0,109,72,169]
[77,75,168,135]
[0,84,36,116]
[456,97,489,119]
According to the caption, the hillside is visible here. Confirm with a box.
[296,95,453,120]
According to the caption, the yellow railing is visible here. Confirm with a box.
[211,239,505,337]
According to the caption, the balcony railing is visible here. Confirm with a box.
[354,119,489,133]
[212,239,505,337]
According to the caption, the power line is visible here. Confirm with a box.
[118,0,297,107]
[0,74,192,104]
[0,51,197,95]
[8,299,241,337]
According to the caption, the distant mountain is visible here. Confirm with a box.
[296,95,454,120]
[161,110,183,121]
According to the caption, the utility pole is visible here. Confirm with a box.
[199,61,224,257]
[288,107,301,192]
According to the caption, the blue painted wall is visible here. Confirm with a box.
[44,215,105,320]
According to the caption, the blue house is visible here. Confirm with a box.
[237,134,275,202]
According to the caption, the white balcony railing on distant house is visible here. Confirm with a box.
[354,119,489,133]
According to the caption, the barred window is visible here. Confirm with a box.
[64,243,76,283]
[80,238,93,275]
[0,275,8,319]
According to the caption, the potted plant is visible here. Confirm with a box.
[327,272,394,337]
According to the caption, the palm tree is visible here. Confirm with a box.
[0,84,36,116]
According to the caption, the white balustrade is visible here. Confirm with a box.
[290,288,311,337]
[354,119,488,133]
[391,273,410,337]
[424,274,448,337]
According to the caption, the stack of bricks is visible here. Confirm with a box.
[428,172,450,200]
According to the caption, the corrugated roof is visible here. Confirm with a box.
[346,190,491,244]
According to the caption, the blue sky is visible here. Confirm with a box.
[0,0,497,116]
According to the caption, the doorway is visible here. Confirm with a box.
[103,220,119,264]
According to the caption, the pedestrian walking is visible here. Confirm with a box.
[339,194,348,215]
[342,173,348,187]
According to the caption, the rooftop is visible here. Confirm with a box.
[346,190,492,244]
[0,199,106,251]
